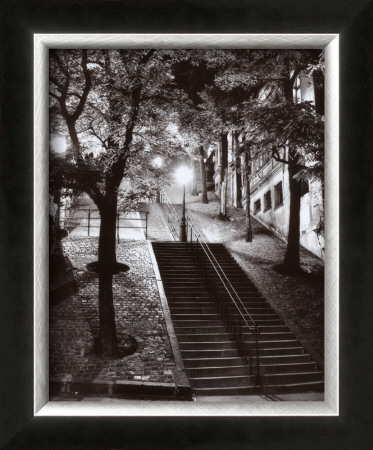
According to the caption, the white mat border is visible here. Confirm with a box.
[34,33,339,416]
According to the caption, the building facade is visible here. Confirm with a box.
[210,71,325,259]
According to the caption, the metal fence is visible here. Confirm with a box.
[59,208,149,242]
[158,191,200,243]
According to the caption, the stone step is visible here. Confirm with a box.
[177,332,295,343]
[258,354,311,365]
[157,259,237,265]
[174,326,228,334]
[249,314,283,320]
[181,349,241,358]
[169,301,268,309]
[261,371,324,385]
[183,357,246,368]
[259,361,317,374]
[255,325,290,332]
[172,321,288,332]
[178,333,234,342]
[244,332,295,342]
[185,365,250,378]
[166,295,211,300]
[171,314,222,321]
[250,318,284,326]
[164,281,258,290]
[263,381,324,395]
[178,341,239,351]
[192,385,260,396]
[167,301,216,307]
[246,346,305,356]
[171,307,218,314]
[189,375,254,388]
[244,339,301,349]
[172,319,225,327]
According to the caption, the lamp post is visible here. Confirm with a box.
[174,166,193,242]
[180,183,187,242]
[152,156,164,202]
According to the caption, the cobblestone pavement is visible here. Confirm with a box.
[50,236,176,385]
[164,186,324,367]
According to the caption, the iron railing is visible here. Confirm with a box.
[158,191,182,241]
[59,208,149,242]
[158,192,198,243]
[159,192,261,385]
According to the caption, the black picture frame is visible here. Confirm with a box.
[1,0,372,448]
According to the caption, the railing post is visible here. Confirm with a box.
[254,325,261,386]
[180,185,187,242]
[87,210,91,236]
[117,213,120,243]
[145,211,148,239]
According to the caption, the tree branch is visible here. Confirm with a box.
[271,146,289,165]
[140,94,173,104]
[50,75,63,91]
[89,122,108,150]
[49,91,61,102]
[71,50,92,122]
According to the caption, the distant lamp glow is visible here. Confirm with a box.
[153,156,164,168]
[174,166,193,185]
[174,165,193,242]
[51,136,67,154]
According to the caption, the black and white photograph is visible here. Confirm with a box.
[49,47,326,403]
[1,0,373,447]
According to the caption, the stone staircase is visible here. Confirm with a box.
[151,242,324,396]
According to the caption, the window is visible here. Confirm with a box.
[300,179,309,197]
[274,182,283,208]
[254,199,261,214]
[293,76,301,104]
[263,191,271,212]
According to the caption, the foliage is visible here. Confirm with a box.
[50,49,189,209]
[246,99,325,180]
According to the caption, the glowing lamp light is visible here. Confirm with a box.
[51,136,67,154]
[174,166,193,185]
[174,165,193,243]
[153,156,164,168]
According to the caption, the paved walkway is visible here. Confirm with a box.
[64,199,173,242]
[142,203,174,241]
[163,186,324,367]
[50,200,178,391]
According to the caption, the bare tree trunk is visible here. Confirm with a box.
[233,131,242,209]
[96,200,119,356]
[199,146,208,204]
[219,173,227,218]
[190,159,198,196]
[280,75,303,274]
[282,161,302,274]
[218,133,228,220]
[243,149,252,242]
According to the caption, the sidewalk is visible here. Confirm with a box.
[164,186,324,367]
[50,213,178,398]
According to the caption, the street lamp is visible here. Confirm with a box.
[152,156,163,168]
[174,165,193,242]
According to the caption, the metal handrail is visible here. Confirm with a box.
[159,191,261,385]
[188,217,257,329]
[158,192,181,240]
[59,207,149,241]
[186,217,261,384]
